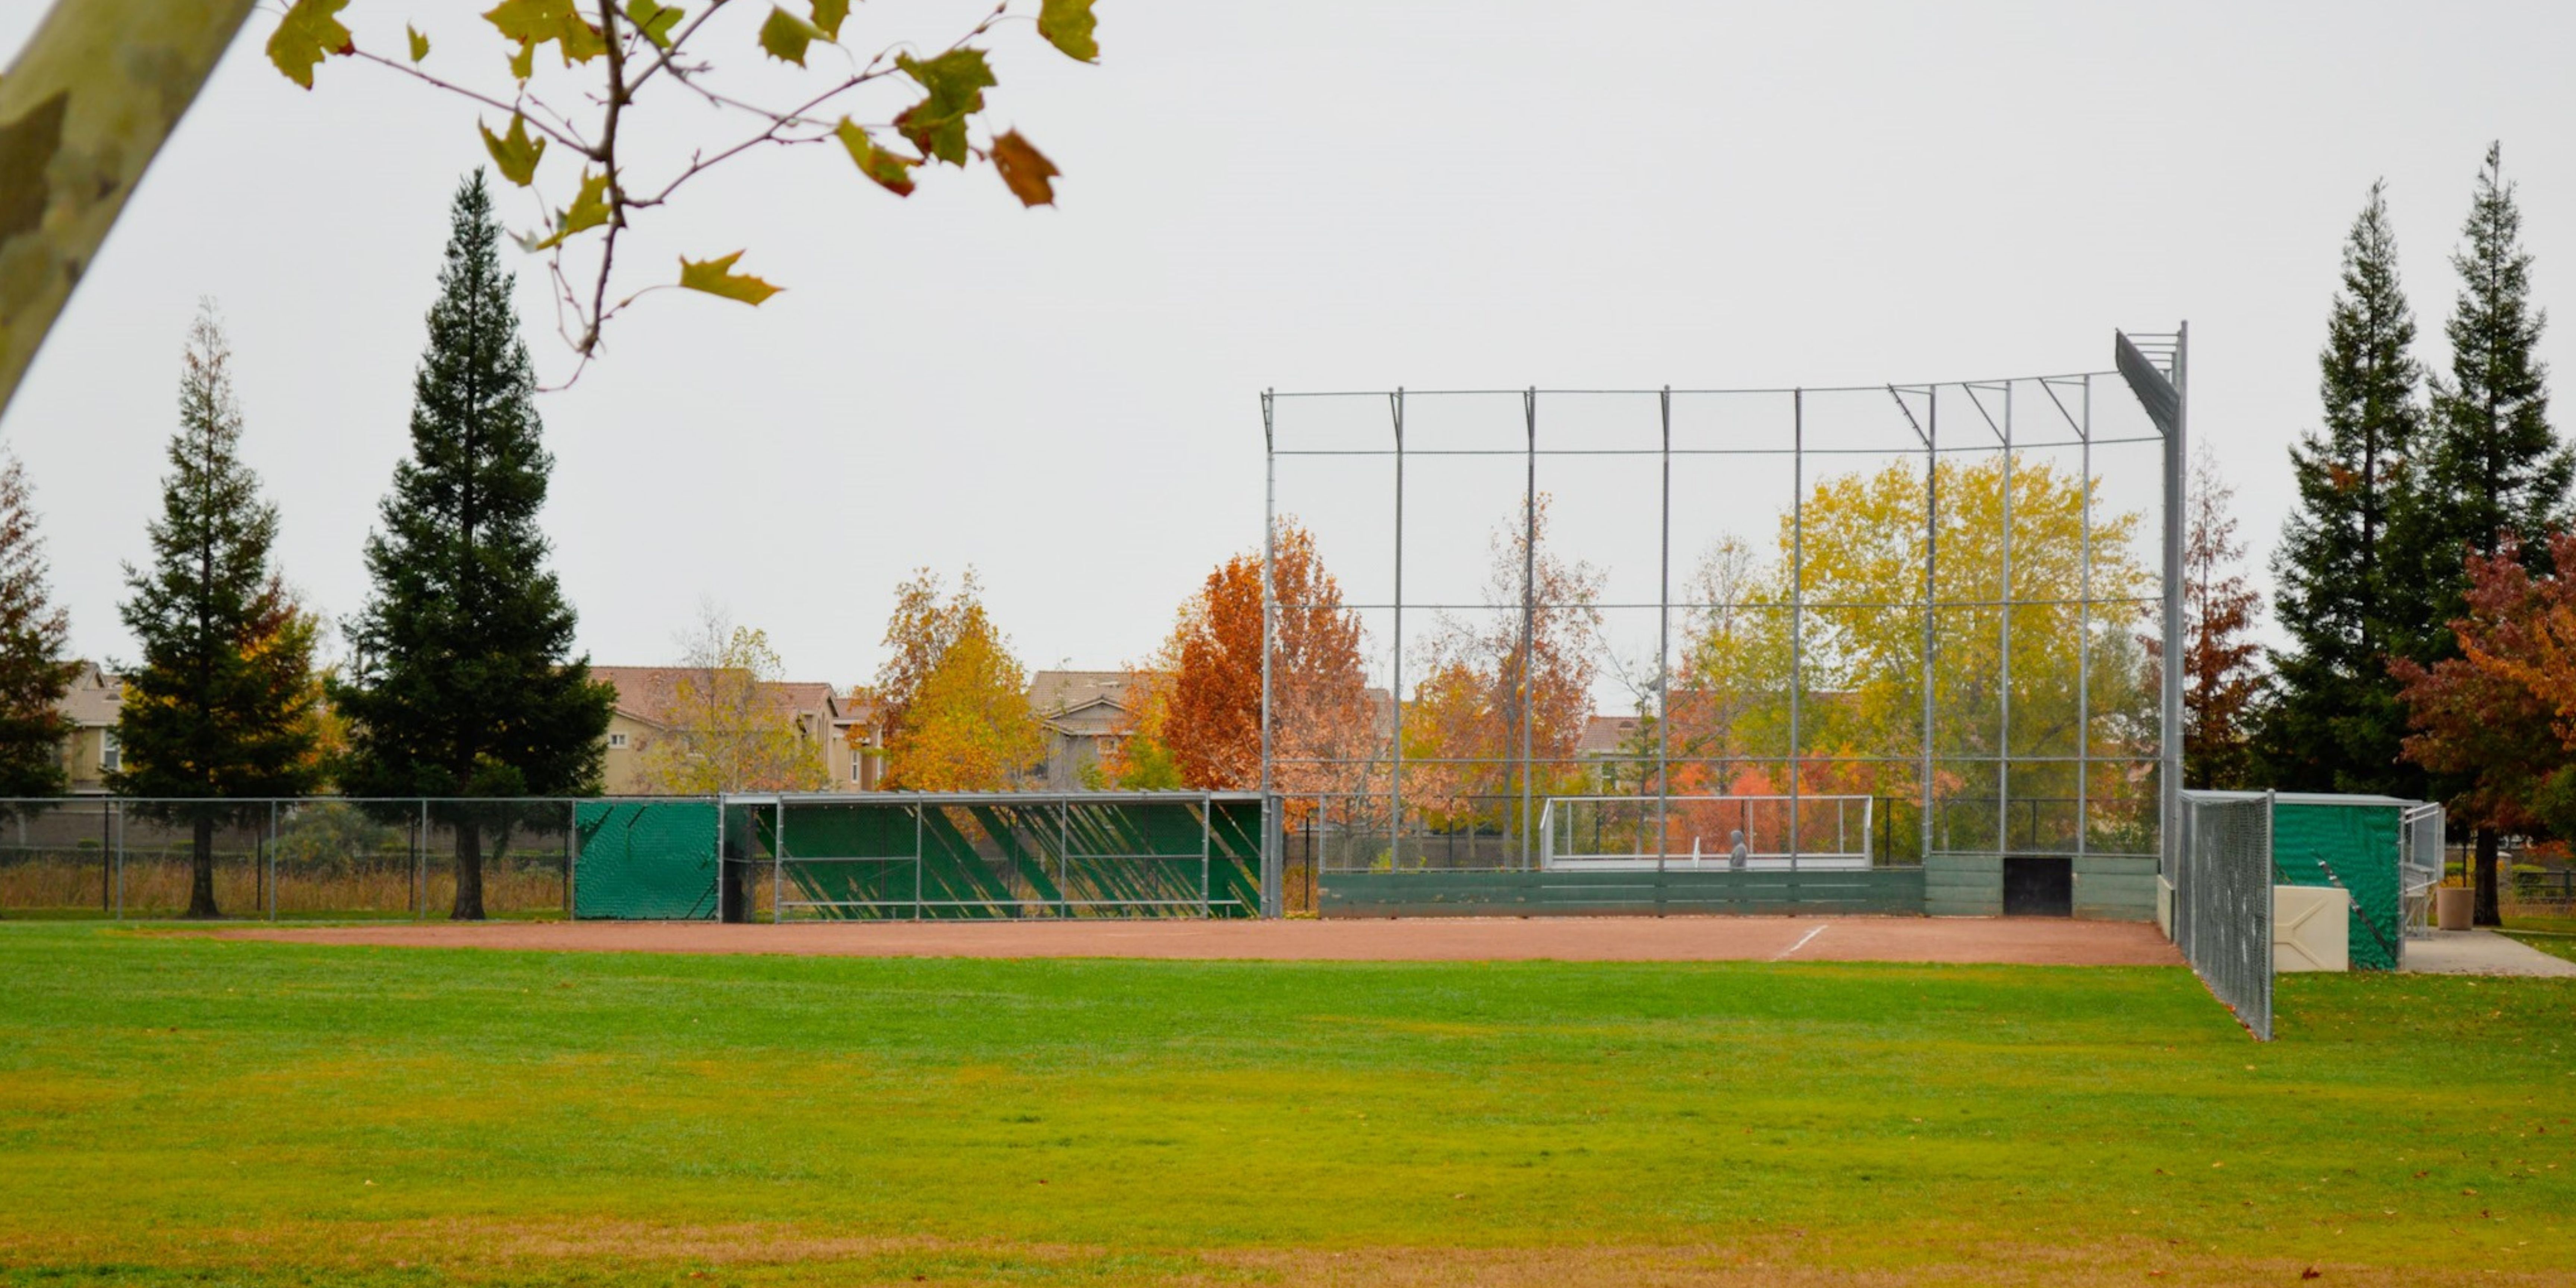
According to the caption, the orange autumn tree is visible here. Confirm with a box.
[1100,523,1376,815]
[1402,496,1603,834]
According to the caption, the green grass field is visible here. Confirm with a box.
[1,923,2570,1287]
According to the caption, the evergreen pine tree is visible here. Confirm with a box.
[113,303,321,918]
[2261,181,2426,796]
[332,171,613,921]
[2407,142,2570,925]
[0,451,81,802]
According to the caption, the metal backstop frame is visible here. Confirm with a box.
[1259,328,2188,916]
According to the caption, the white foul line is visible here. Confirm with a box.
[1772,923,1829,961]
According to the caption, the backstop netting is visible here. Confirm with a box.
[1262,332,2187,918]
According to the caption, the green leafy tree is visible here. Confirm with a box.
[2406,142,2570,925]
[112,303,321,918]
[2261,181,2428,796]
[333,172,614,921]
[0,449,80,802]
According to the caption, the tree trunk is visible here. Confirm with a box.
[1,0,260,418]
[451,822,486,921]
[2473,825,2502,928]
[186,813,219,919]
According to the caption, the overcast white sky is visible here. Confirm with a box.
[5,0,2575,690]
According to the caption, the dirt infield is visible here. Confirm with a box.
[214,916,2182,966]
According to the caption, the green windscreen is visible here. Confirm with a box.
[2271,801,2400,970]
[574,801,718,920]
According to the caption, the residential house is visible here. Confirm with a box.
[55,663,122,795]
[592,666,877,795]
[1028,669,1134,790]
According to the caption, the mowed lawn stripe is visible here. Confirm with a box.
[0,924,2568,1284]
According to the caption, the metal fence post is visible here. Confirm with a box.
[1520,386,1538,871]
[1656,386,1671,869]
[415,799,427,922]
[111,798,123,921]
[566,798,580,920]
[1789,387,1804,875]
[1389,388,1406,874]
[267,799,278,922]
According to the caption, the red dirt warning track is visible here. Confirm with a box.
[216,917,2182,966]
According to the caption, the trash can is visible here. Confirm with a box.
[2435,886,2474,931]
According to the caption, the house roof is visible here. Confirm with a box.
[1029,670,1134,717]
[593,666,838,731]
[1578,714,1642,756]
[54,663,120,728]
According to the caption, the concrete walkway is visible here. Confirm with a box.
[2400,928,2576,977]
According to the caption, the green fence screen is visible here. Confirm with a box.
[2270,800,2401,971]
[574,801,719,920]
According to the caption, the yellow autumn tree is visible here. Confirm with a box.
[637,614,831,795]
[871,572,1043,792]
[1669,453,2156,856]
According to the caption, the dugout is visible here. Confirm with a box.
[2171,791,2438,972]
[571,792,1270,921]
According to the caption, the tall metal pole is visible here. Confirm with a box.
[1657,387,1673,865]
[2162,325,2190,882]
[1921,390,1939,865]
[1388,390,1406,872]
[1520,388,1538,871]
[1789,389,1805,872]
[2077,376,2093,863]
[1998,385,2013,860]
[1259,390,1281,916]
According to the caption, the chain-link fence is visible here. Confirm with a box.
[2175,791,2274,1040]
[0,798,576,921]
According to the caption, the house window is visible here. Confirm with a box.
[99,731,120,773]
[851,748,866,783]
[609,732,629,749]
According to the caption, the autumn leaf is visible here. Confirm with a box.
[407,25,431,63]
[267,0,353,89]
[1036,0,1098,62]
[810,0,850,41]
[624,0,684,49]
[758,6,824,65]
[480,115,548,187]
[894,48,995,166]
[834,120,917,197]
[535,171,613,249]
[678,252,782,305]
[485,0,607,68]
[990,130,1059,207]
